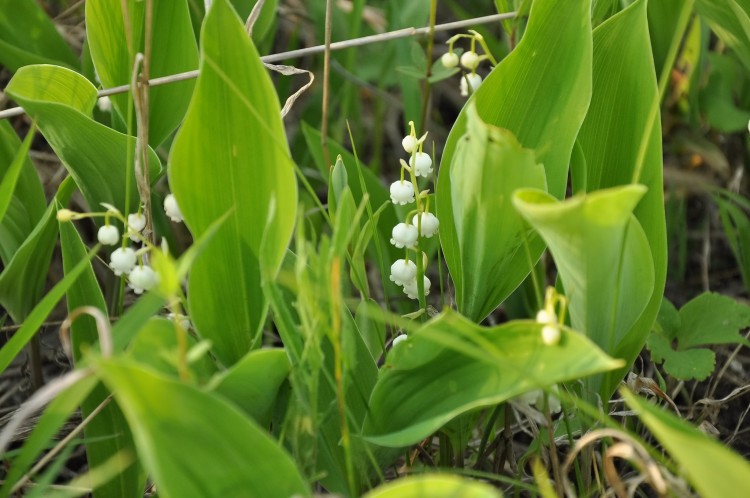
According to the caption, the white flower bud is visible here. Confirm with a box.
[97,96,112,113]
[390,180,415,205]
[167,312,192,330]
[441,52,459,68]
[390,259,417,286]
[128,265,159,294]
[390,223,418,248]
[412,212,439,238]
[127,212,146,241]
[97,225,120,246]
[403,275,431,300]
[164,194,183,223]
[56,208,76,222]
[409,152,433,177]
[109,247,137,276]
[402,135,417,154]
[460,73,483,97]
[460,51,480,70]
[541,324,561,346]
[392,334,408,347]
[536,309,556,324]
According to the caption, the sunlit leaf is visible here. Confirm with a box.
[169,0,296,365]
[362,474,502,498]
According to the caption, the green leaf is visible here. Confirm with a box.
[208,349,289,427]
[622,388,750,498]
[86,0,199,146]
[364,310,622,447]
[701,53,750,132]
[0,121,46,264]
[169,0,297,365]
[678,292,750,348]
[695,0,750,74]
[437,0,592,313]
[94,359,311,498]
[59,220,142,498]
[362,474,502,498]
[513,185,655,401]
[448,104,547,321]
[647,335,715,381]
[0,178,75,322]
[0,0,79,72]
[575,0,666,399]
[5,65,161,215]
[715,192,750,291]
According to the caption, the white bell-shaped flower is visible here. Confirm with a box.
[409,152,433,177]
[460,73,483,97]
[97,96,112,113]
[390,180,415,205]
[441,52,459,68]
[390,223,418,248]
[164,194,183,223]
[403,275,430,300]
[392,334,408,347]
[402,135,417,154]
[127,212,147,241]
[541,324,561,346]
[128,265,159,294]
[412,212,439,238]
[460,51,480,70]
[109,247,137,276]
[390,259,417,286]
[97,225,120,246]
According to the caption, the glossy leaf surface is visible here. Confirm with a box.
[169,0,297,365]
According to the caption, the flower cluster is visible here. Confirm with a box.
[440,30,497,97]
[388,121,439,302]
[57,192,185,295]
[536,286,567,346]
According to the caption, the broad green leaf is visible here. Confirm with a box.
[111,293,167,354]
[208,349,289,426]
[695,0,750,73]
[86,0,199,146]
[0,0,79,72]
[95,359,311,498]
[575,0,666,399]
[437,0,592,313]
[0,122,45,264]
[5,65,161,215]
[622,388,750,498]
[513,186,654,401]
[364,310,622,447]
[59,220,142,498]
[362,474,502,498]
[648,0,691,75]
[169,0,297,365]
[0,178,75,323]
[0,376,98,498]
[701,52,750,132]
[448,104,546,321]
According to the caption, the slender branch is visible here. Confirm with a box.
[0,12,517,121]
[321,0,334,167]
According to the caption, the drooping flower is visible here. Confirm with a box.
[128,265,159,294]
[109,247,137,276]
[409,152,433,177]
[460,51,480,70]
[97,225,120,246]
[441,52,459,68]
[402,134,418,154]
[392,334,408,347]
[460,73,483,97]
[390,259,417,286]
[127,212,147,241]
[164,194,183,223]
[390,223,418,248]
[390,180,415,205]
[403,275,431,300]
[412,212,439,238]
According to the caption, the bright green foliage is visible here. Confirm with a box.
[695,0,750,73]
[5,65,161,215]
[622,389,750,498]
[59,221,142,498]
[363,474,503,498]
[95,359,311,498]
[364,310,622,447]
[86,0,199,146]
[208,349,290,426]
[575,0,666,399]
[0,122,45,264]
[437,0,592,320]
[448,105,546,321]
[649,293,750,380]
[0,0,79,72]
[513,186,654,401]
[169,0,297,365]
